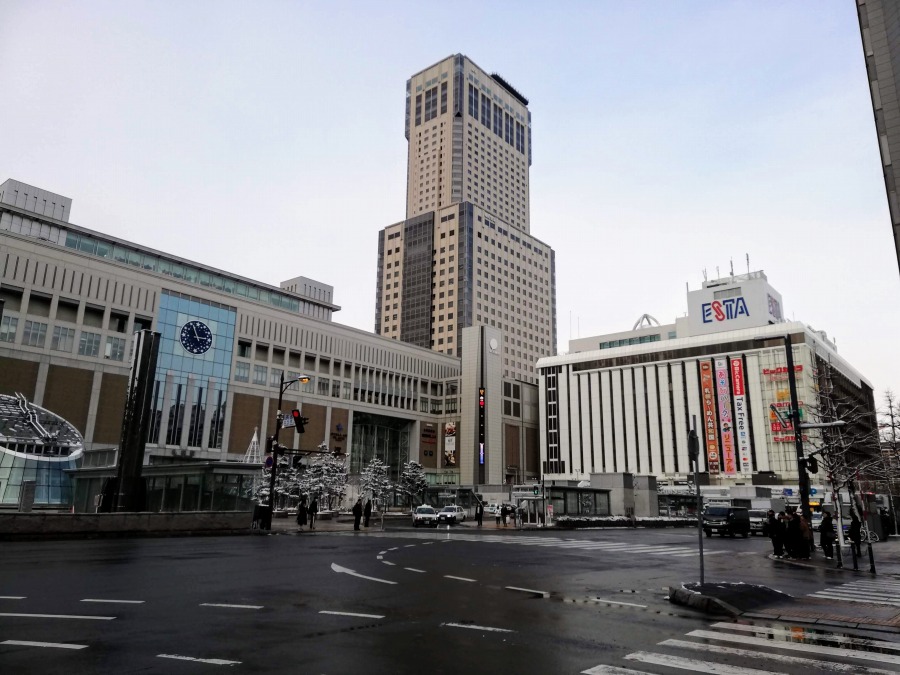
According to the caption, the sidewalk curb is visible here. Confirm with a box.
[668,585,742,617]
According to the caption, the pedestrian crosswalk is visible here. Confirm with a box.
[364,531,726,558]
[809,578,900,607]
[582,620,900,674]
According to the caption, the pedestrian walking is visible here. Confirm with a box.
[475,501,484,527]
[308,497,319,530]
[352,498,363,531]
[819,512,835,560]
[880,508,892,539]
[501,504,508,527]
[495,506,502,526]
[766,510,783,557]
[296,497,308,530]
[849,513,863,558]
[363,499,372,528]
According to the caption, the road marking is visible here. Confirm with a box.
[1,640,88,650]
[505,586,550,598]
[422,542,434,545]
[404,544,416,548]
[404,567,426,573]
[376,555,383,560]
[626,650,778,673]
[442,622,513,633]
[378,551,387,555]
[0,612,115,620]
[81,599,145,604]
[199,603,263,610]
[388,547,398,551]
[158,654,240,666]
[331,563,397,585]
[688,629,900,665]
[595,598,647,608]
[381,561,396,566]
[0,596,25,600]
[708,622,900,652]
[661,638,899,675]
[444,575,476,582]
[319,610,385,619]
[809,592,900,606]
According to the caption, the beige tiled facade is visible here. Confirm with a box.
[378,55,556,386]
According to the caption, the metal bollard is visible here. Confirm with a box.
[851,545,859,571]
[867,542,877,574]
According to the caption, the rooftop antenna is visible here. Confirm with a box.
[702,268,707,282]
[716,266,720,279]
[746,253,750,275]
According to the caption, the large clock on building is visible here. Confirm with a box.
[180,320,213,354]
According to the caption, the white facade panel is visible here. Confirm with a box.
[588,372,602,473]
[645,365,662,475]
[600,370,614,472]
[657,364,675,474]
[610,370,625,472]
[633,368,650,474]
[622,368,637,473]
[671,364,689,475]
[745,352,770,473]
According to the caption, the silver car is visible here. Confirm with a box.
[437,505,466,524]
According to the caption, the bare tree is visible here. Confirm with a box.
[360,458,394,510]
[397,461,428,511]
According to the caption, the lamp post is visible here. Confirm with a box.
[755,334,809,517]
[266,372,310,527]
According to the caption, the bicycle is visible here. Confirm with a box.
[861,525,880,543]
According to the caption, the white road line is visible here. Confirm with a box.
[381,561,396,566]
[404,544,416,548]
[0,612,115,620]
[687,629,900,665]
[660,638,900,675]
[404,567,426,573]
[422,542,434,545]
[330,562,397,585]
[0,596,25,600]
[319,610,385,619]
[376,555,383,560]
[442,622,513,633]
[505,586,549,598]
[388,547,398,551]
[81,599,145,604]
[378,551,387,555]
[810,592,900,606]
[199,603,263,610]
[158,654,240,666]
[444,575,476,582]
[1,640,88,650]
[626,650,782,674]
[595,598,647,608]
[708,622,900,651]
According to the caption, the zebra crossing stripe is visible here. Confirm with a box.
[581,665,650,674]
[659,639,898,675]
[707,622,900,652]
[686,629,900,666]
[809,592,900,607]
[625,650,781,673]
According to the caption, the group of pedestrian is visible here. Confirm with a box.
[295,496,319,531]
[352,498,374,530]
[765,507,815,559]
[766,507,864,561]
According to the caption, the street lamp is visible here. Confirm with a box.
[266,372,310,527]
[755,334,810,517]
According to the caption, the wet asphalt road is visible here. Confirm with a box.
[0,527,865,674]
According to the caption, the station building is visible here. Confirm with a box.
[536,271,877,513]
[0,179,540,508]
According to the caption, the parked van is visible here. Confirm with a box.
[703,506,751,538]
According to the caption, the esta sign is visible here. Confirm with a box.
[701,297,750,324]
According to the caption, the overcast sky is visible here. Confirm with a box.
[2,1,898,399]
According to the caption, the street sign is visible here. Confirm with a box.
[810,488,817,495]
[784,488,793,496]
[265,456,274,468]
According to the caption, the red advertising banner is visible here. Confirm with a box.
[730,358,751,474]
[700,360,720,474]
[716,358,736,474]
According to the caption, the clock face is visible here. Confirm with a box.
[180,320,213,355]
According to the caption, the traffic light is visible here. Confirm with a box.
[266,436,275,454]
[687,429,699,464]
[532,484,540,496]
[291,409,309,434]
[806,455,819,474]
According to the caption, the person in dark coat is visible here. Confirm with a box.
[766,510,783,557]
[308,498,318,530]
[363,499,372,528]
[785,509,801,558]
[475,501,484,527]
[849,513,863,558]
[352,498,363,531]
[798,512,813,559]
[880,509,892,539]
[296,497,308,530]
[819,512,835,560]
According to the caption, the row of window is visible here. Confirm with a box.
[0,316,126,360]
[599,334,662,349]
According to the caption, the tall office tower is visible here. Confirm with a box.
[857,0,900,274]
[376,55,557,384]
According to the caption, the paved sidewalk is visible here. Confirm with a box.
[672,536,900,632]
[265,512,532,534]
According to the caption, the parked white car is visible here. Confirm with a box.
[437,505,467,524]
[412,506,438,528]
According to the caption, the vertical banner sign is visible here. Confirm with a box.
[699,361,720,474]
[443,422,457,467]
[731,358,752,474]
[478,387,485,465]
[715,358,737,474]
